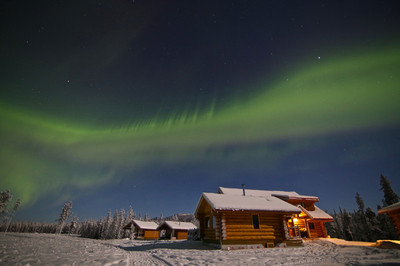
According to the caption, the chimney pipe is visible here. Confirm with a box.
[242,184,246,196]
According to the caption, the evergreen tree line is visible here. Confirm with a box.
[325,174,399,242]
[1,199,198,240]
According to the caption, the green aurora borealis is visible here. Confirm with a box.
[1,46,399,207]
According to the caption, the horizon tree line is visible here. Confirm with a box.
[1,174,398,241]
[325,174,399,241]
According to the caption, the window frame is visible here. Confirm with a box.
[308,222,315,230]
[252,214,260,229]
[204,216,210,229]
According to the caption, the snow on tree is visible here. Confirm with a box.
[0,189,12,218]
[57,201,72,235]
[0,189,21,233]
[125,205,136,222]
[365,207,384,240]
[109,210,119,239]
[117,209,125,239]
[340,208,353,241]
[102,210,113,239]
[5,198,21,233]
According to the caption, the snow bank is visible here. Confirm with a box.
[1,233,400,265]
[0,233,128,265]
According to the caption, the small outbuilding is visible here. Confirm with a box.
[378,202,400,238]
[123,220,159,240]
[157,221,197,240]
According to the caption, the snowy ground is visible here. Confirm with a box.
[1,233,400,265]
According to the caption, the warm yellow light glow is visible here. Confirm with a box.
[293,218,298,223]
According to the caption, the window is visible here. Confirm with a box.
[212,216,216,228]
[204,217,209,229]
[252,215,260,229]
[308,222,315,229]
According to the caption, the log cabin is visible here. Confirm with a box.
[123,220,159,240]
[194,191,302,249]
[378,202,400,238]
[218,187,333,239]
[194,187,333,249]
[157,221,197,240]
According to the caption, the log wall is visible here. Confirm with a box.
[388,210,400,237]
[220,211,285,245]
[308,221,326,238]
[176,231,188,240]
[143,230,159,239]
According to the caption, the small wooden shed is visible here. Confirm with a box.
[378,202,400,237]
[194,192,302,249]
[123,220,159,240]
[157,221,197,240]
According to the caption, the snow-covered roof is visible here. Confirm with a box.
[133,220,159,230]
[378,202,400,214]
[199,192,301,213]
[218,187,319,201]
[298,205,333,220]
[158,221,197,230]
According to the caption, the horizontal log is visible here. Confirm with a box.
[224,224,274,229]
[223,215,282,219]
[225,233,275,238]
[225,230,275,234]
[226,228,275,232]
[224,222,282,227]
[223,218,282,222]
[226,236,276,240]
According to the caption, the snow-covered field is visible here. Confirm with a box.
[1,233,400,265]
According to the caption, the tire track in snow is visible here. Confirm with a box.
[126,250,169,265]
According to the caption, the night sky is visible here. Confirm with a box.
[1,0,399,222]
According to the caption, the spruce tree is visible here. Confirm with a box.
[57,201,72,235]
[117,209,126,239]
[380,174,399,206]
[110,210,119,239]
[125,205,135,223]
[5,198,21,233]
[332,209,344,239]
[355,192,365,213]
[365,207,383,241]
[103,210,113,239]
[0,189,13,220]
[341,209,353,241]
[354,192,368,241]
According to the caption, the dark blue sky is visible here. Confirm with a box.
[0,0,399,222]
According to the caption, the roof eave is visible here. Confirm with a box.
[214,207,301,214]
